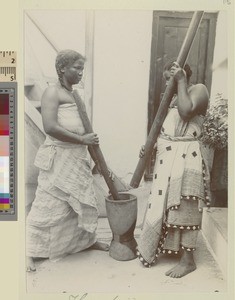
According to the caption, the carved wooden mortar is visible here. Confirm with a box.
[105,192,137,261]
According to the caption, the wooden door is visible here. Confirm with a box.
[145,11,218,180]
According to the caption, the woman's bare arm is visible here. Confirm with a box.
[41,86,98,145]
[171,66,209,121]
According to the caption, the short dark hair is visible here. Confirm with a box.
[55,49,85,77]
[163,59,192,79]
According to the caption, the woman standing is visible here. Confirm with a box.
[26,50,109,272]
[137,61,210,278]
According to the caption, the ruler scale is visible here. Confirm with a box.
[0,51,17,221]
[0,51,17,82]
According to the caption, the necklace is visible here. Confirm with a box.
[57,81,73,94]
[61,83,73,92]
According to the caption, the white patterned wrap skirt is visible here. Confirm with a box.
[26,103,98,261]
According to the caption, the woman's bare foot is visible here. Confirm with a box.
[26,257,36,272]
[165,250,196,278]
[89,241,110,251]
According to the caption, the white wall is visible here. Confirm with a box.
[93,10,152,178]
[24,10,86,82]
[25,10,153,182]
[210,10,228,101]
[25,9,228,182]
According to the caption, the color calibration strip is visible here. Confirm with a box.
[0,82,17,220]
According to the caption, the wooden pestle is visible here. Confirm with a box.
[73,90,120,200]
[130,11,204,188]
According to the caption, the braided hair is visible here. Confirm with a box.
[55,49,85,84]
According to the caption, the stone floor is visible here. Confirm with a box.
[26,181,230,296]
[26,217,227,294]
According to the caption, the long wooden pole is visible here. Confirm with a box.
[77,12,120,200]
[73,90,120,200]
[130,11,204,188]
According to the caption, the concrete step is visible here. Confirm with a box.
[201,207,228,279]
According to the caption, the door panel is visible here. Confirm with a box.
[145,11,218,180]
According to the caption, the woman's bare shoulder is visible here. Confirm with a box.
[41,85,60,104]
[42,85,59,97]
[190,83,208,93]
[190,83,209,100]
